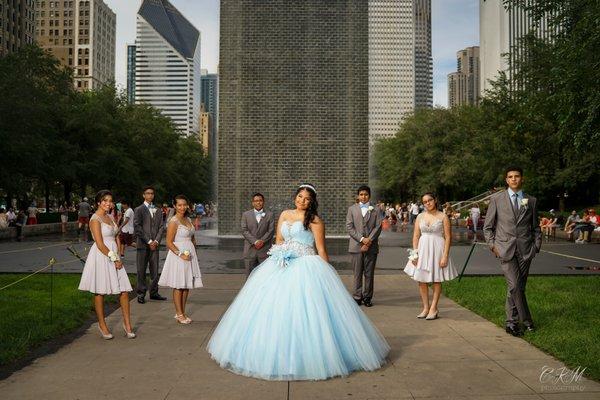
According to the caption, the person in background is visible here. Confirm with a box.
[15,209,27,241]
[7,207,17,227]
[118,200,135,258]
[77,197,92,239]
[469,203,481,237]
[26,202,38,225]
[59,202,69,233]
[0,208,8,230]
[194,202,206,230]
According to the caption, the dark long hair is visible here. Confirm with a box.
[95,190,113,207]
[295,184,319,230]
[421,192,439,211]
[173,194,191,217]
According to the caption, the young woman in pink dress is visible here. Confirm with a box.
[158,195,203,324]
[404,192,458,320]
[78,190,135,339]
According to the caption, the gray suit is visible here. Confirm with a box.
[134,203,165,296]
[483,190,542,328]
[346,203,383,300]
[241,209,275,276]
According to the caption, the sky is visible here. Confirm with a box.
[105,0,479,108]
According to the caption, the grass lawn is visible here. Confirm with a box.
[444,276,600,381]
[0,273,128,366]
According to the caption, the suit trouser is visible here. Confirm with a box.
[351,251,378,300]
[136,247,160,296]
[244,254,268,278]
[501,250,533,327]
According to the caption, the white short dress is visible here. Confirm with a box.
[404,218,458,283]
[158,217,203,289]
[78,214,133,294]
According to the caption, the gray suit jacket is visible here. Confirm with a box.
[483,191,542,262]
[346,203,383,254]
[241,209,275,259]
[133,204,165,248]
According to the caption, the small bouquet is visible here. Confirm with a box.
[179,250,191,258]
[107,250,120,263]
[520,198,528,207]
[407,249,419,262]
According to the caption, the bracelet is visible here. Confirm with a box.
[107,250,120,263]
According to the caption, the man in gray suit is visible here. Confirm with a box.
[134,186,166,303]
[241,193,275,277]
[346,185,383,307]
[484,166,542,336]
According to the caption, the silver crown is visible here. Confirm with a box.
[298,184,317,194]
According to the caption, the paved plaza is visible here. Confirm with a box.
[0,219,598,276]
[0,221,599,399]
[1,273,599,400]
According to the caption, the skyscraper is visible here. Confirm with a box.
[201,71,218,157]
[368,0,432,146]
[219,0,368,235]
[35,0,116,91]
[448,46,480,107]
[480,0,555,95]
[134,0,201,137]
[0,0,35,57]
[126,43,136,104]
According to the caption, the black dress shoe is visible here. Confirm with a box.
[505,326,523,337]
[354,298,362,306]
[137,295,146,304]
[363,298,373,307]
[150,294,167,301]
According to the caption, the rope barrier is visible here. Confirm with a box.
[0,241,75,255]
[0,258,56,291]
[0,246,89,292]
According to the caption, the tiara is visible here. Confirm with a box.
[298,184,317,194]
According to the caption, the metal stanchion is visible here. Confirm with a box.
[49,258,56,324]
[458,242,477,282]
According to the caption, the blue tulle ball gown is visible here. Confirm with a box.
[207,220,390,381]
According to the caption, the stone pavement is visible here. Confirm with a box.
[1,227,598,276]
[1,274,599,400]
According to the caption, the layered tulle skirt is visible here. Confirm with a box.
[158,240,203,289]
[207,253,390,381]
[78,239,132,295]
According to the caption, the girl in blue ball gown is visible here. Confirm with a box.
[207,184,390,381]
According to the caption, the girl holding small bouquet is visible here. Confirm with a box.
[159,195,203,324]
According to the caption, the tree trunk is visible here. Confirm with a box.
[63,181,73,205]
[45,180,51,212]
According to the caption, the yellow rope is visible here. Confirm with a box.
[0,257,85,292]
[0,259,56,291]
[0,241,74,255]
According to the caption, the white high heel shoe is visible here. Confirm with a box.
[98,325,113,340]
[175,314,191,325]
[417,310,428,319]
[123,324,136,339]
[425,310,439,320]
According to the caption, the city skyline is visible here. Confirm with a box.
[105,0,478,108]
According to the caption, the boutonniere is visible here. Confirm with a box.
[520,198,528,207]
[368,206,374,212]
[260,212,266,218]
